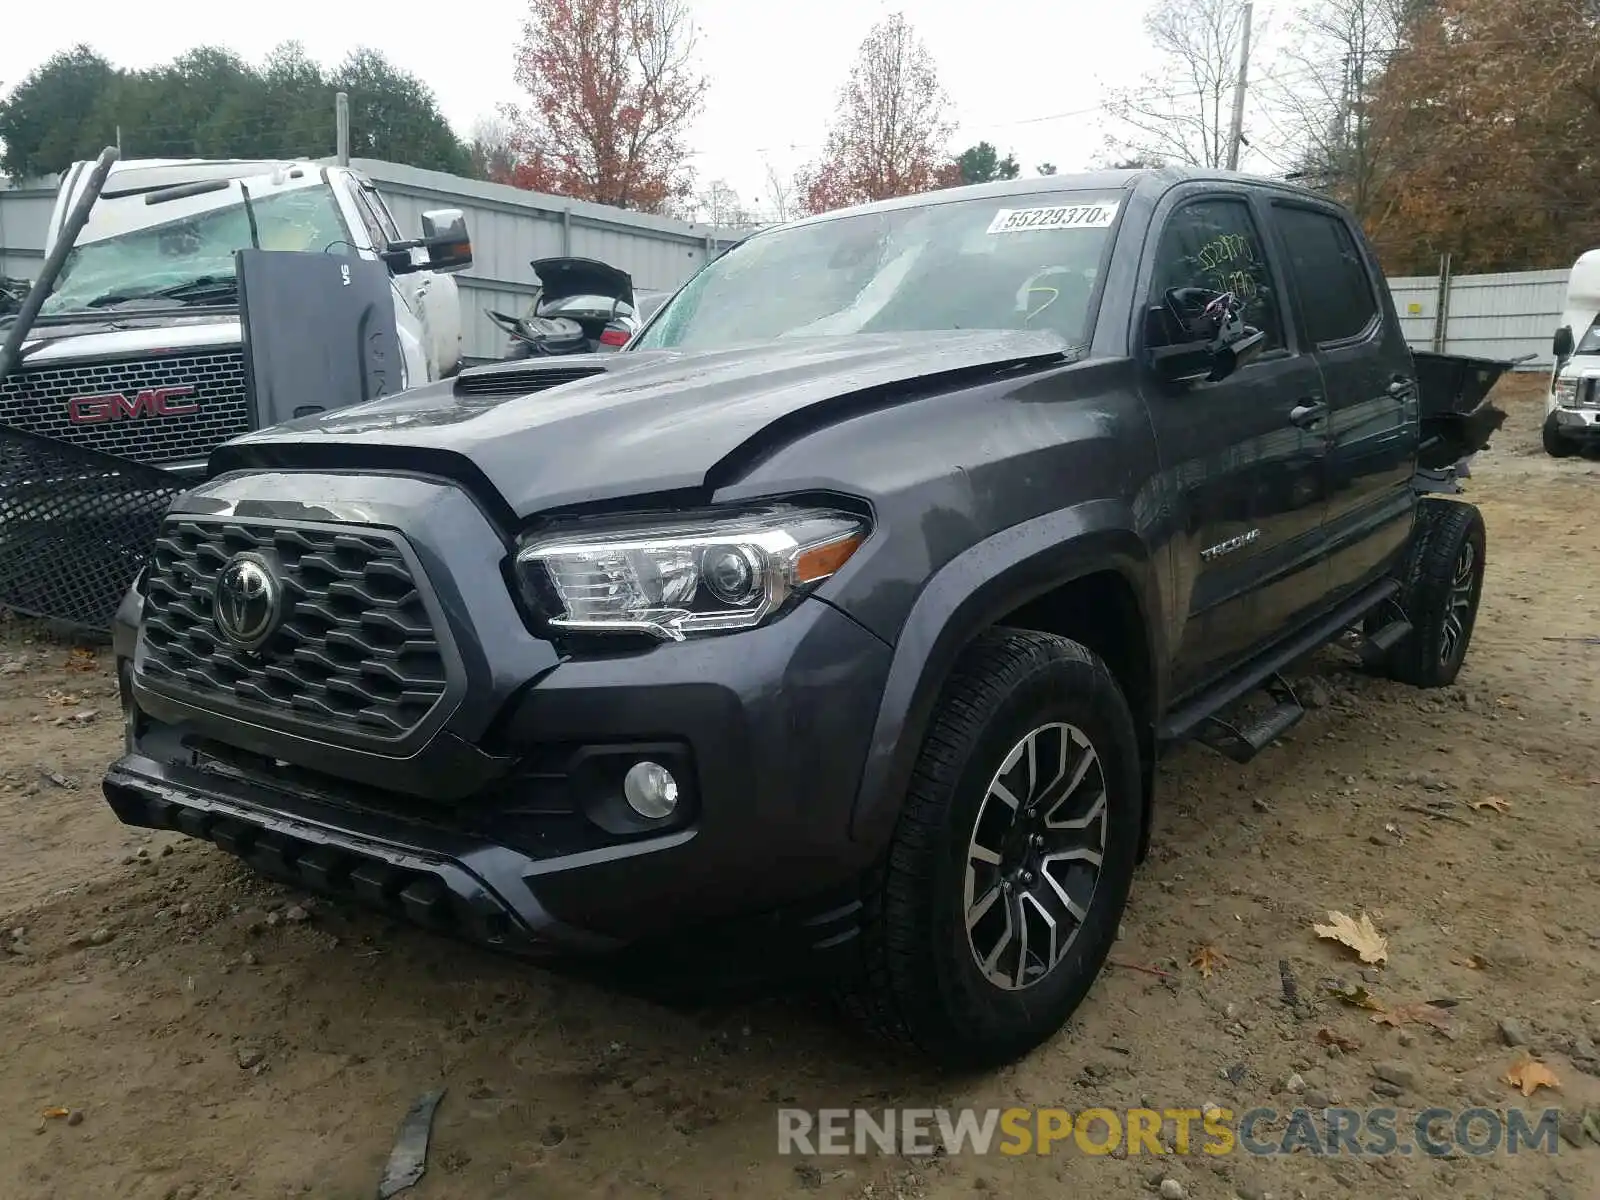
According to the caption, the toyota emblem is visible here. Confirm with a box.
[213,553,282,649]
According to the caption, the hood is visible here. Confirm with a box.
[10,314,241,365]
[530,257,634,308]
[214,329,1071,516]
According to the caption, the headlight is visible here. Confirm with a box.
[515,504,868,641]
[1553,376,1579,407]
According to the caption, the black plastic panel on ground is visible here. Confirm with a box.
[0,424,184,630]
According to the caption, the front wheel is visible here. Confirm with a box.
[1380,499,1487,689]
[1544,414,1577,457]
[845,628,1143,1070]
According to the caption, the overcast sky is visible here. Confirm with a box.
[1,0,1286,210]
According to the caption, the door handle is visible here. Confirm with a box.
[1289,398,1329,428]
[1387,376,1415,398]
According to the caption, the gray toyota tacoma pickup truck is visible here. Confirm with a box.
[102,167,1493,1069]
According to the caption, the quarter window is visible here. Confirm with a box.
[1149,197,1283,352]
[1272,204,1379,345]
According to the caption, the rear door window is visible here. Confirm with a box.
[1271,203,1380,346]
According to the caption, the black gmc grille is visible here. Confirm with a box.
[0,349,251,464]
[139,519,450,742]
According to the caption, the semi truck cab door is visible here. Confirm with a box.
[1138,192,1332,697]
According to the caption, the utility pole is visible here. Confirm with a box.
[1226,1,1254,171]
[335,92,350,166]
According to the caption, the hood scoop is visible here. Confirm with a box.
[454,362,609,398]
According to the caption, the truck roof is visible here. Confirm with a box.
[778,165,1336,231]
[95,158,322,199]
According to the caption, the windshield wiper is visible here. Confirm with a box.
[83,275,238,309]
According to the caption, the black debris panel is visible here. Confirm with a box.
[0,424,184,631]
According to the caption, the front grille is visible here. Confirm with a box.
[139,518,450,744]
[0,348,251,464]
[1581,378,1600,409]
[454,364,605,397]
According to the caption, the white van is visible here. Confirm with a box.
[1546,248,1600,456]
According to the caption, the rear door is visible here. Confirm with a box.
[1266,200,1418,603]
[1138,189,1332,696]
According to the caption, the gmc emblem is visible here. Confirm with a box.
[67,385,199,425]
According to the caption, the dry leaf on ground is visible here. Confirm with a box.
[40,1107,69,1119]
[1315,1027,1361,1052]
[1313,911,1390,964]
[1372,1002,1456,1037]
[64,648,96,672]
[1325,982,1387,1011]
[1189,945,1229,978]
[1504,1056,1561,1097]
[1451,953,1487,969]
[1470,796,1512,814]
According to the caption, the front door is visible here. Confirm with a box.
[1138,191,1332,697]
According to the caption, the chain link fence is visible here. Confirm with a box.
[0,425,185,631]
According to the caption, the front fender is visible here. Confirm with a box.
[847,499,1165,849]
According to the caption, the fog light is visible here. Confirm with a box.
[623,760,679,819]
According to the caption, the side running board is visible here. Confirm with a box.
[1196,673,1304,764]
[1159,577,1402,759]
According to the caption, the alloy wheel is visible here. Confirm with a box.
[1441,541,1476,665]
[963,722,1108,992]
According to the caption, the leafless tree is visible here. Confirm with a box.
[763,159,794,222]
[468,115,519,182]
[1103,0,1253,169]
[679,177,759,227]
[1259,0,1409,218]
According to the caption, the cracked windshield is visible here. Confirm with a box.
[40,183,351,314]
[637,192,1119,351]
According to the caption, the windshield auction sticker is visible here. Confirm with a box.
[987,202,1121,234]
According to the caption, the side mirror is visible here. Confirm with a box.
[420,209,472,271]
[1553,325,1574,364]
[383,208,474,275]
[1148,288,1266,385]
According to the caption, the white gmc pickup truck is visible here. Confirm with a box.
[0,157,472,475]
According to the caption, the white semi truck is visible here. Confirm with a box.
[0,157,473,476]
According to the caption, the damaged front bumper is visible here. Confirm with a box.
[104,736,627,956]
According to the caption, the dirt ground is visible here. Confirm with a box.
[1,375,1596,1200]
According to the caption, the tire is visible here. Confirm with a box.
[843,628,1143,1070]
[1380,499,1486,689]
[1543,414,1576,457]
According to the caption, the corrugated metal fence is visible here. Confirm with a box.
[1388,268,1568,369]
[0,177,53,282]
[0,163,1576,367]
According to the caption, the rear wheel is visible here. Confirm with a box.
[1543,414,1577,457]
[1380,499,1486,689]
[844,628,1142,1070]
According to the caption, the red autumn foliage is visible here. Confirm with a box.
[795,13,955,216]
[1362,0,1600,274]
[502,0,707,213]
